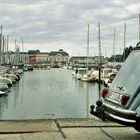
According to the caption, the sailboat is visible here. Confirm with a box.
[81,24,98,82]
[101,28,118,86]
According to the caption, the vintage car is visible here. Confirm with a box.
[90,42,140,132]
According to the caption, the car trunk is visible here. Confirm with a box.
[105,50,140,108]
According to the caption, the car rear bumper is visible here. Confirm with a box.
[90,100,137,126]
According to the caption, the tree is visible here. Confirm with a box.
[123,46,133,61]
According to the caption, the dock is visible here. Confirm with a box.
[0,119,139,140]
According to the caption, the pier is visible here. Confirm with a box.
[0,119,139,140]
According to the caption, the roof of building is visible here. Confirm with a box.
[49,49,69,56]
[28,50,40,54]
[38,52,49,55]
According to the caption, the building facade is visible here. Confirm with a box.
[69,56,105,68]
[3,50,28,65]
[28,49,69,67]
[3,49,108,68]
[48,49,69,67]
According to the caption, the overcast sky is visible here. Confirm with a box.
[1,0,140,56]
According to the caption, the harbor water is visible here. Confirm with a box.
[0,69,101,120]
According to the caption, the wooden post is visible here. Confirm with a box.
[98,22,101,100]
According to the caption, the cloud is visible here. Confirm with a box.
[0,0,140,57]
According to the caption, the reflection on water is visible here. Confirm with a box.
[0,69,101,120]
[0,96,8,118]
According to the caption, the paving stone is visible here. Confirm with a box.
[0,120,58,132]
[0,119,139,140]
[101,127,140,140]
[0,132,64,140]
[57,118,123,127]
[62,127,112,140]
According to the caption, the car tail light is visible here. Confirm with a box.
[102,88,108,98]
[121,95,130,106]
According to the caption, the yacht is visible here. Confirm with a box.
[81,69,98,82]
[75,68,88,80]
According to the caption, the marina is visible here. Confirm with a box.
[0,0,139,139]
[0,68,102,120]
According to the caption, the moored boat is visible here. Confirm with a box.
[0,90,6,97]
[76,68,88,80]
[81,70,97,82]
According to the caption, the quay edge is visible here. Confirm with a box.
[0,119,139,140]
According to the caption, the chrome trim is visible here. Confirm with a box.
[107,97,121,104]
[105,111,136,124]
[103,102,136,115]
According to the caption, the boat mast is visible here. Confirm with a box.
[7,35,9,52]
[86,24,89,68]
[6,35,9,64]
[14,39,17,65]
[22,38,24,52]
[0,25,3,65]
[123,23,126,62]
[2,36,5,64]
[139,13,140,42]
[113,28,116,63]
[98,22,101,65]
[22,38,24,64]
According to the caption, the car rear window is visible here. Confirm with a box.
[110,50,140,95]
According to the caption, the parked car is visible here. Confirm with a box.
[90,42,140,132]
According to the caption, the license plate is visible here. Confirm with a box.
[108,92,122,102]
